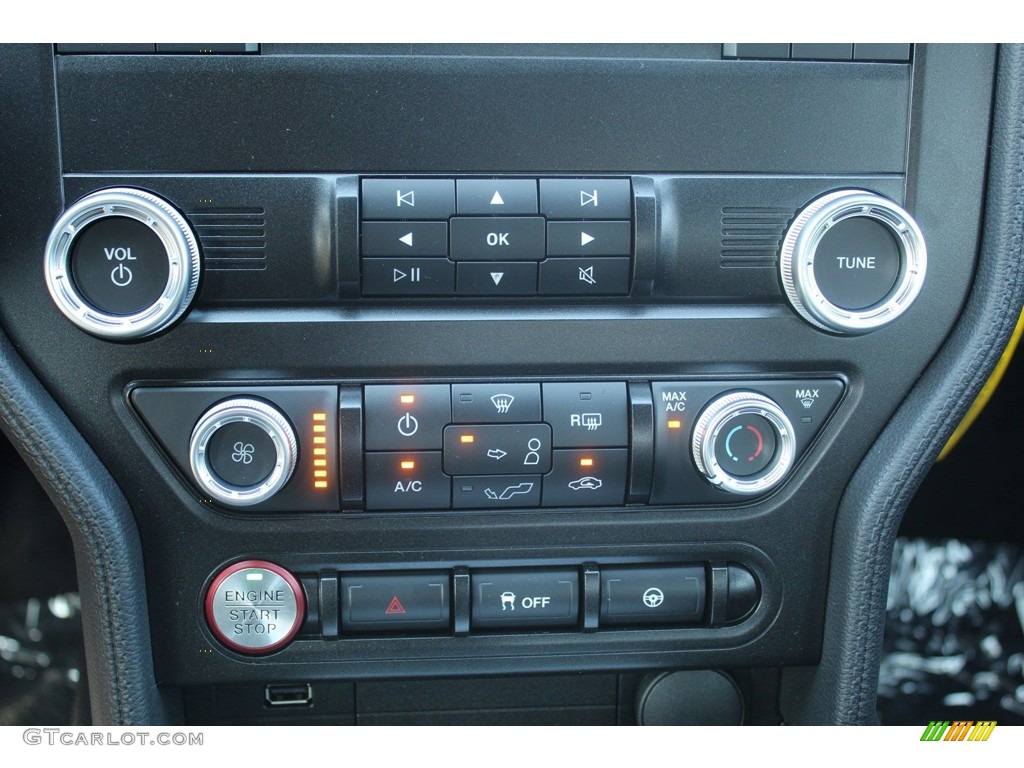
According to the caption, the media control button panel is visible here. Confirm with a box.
[360,177,633,298]
[131,377,844,513]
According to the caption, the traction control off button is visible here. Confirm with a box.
[472,569,579,629]
[205,560,305,655]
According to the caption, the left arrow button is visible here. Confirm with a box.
[361,221,449,257]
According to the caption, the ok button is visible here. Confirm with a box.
[450,217,546,261]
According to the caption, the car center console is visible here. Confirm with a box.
[0,43,1007,724]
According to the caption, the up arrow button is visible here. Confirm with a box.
[456,180,538,214]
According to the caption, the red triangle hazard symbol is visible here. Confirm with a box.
[385,596,406,615]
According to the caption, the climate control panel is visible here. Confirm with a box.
[130,377,844,513]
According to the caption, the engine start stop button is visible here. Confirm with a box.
[205,560,305,654]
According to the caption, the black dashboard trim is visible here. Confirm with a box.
[782,42,1024,725]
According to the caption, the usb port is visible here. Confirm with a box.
[264,683,313,708]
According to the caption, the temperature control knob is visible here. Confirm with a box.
[691,392,796,495]
[189,398,298,507]
[44,188,201,339]
[779,190,926,334]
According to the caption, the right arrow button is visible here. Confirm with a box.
[546,221,632,257]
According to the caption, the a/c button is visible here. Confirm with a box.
[365,452,450,510]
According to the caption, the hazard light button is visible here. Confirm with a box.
[340,572,451,633]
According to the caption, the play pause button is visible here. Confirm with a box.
[363,259,455,295]
[457,261,538,296]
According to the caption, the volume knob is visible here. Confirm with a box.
[779,190,926,334]
[44,188,201,340]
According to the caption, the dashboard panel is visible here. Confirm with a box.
[1,43,1021,725]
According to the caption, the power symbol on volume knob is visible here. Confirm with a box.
[110,263,134,287]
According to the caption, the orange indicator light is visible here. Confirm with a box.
[400,394,415,404]
[314,481,328,489]
[314,470,328,478]
[313,436,326,445]
[667,420,682,429]
[313,424,326,433]
[401,460,416,470]
[313,447,327,456]
[313,412,326,421]
[579,458,594,467]
[314,459,327,467]
[460,435,475,443]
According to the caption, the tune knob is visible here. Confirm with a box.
[691,392,796,495]
[779,190,926,334]
[189,399,298,507]
[44,188,201,339]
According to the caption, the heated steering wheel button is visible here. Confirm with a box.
[70,216,170,315]
[600,566,706,626]
[207,421,278,487]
